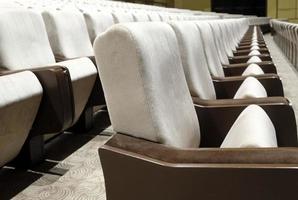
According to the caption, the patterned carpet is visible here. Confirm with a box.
[0,34,297,200]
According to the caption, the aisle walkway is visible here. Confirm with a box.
[264,34,298,129]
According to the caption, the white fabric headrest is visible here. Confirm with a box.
[247,56,262,64]
[234,77,267,99]
[221,105,277,148]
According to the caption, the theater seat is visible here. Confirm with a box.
[0,9,97,149]
[94,22,298,200]
[169,21,284,98]
[0,71,42,167]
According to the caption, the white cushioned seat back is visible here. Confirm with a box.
[94,22,200,148]
[148,12,162,21]
[234,77,267,99]
[50,58,97,124]
[84,11,115,43]
[0,9,56,70]
[221,105,277,148]
[195,21,225,77]
[247,56,262,64]
[42,9,93,59]
[169,21,216,100]
[112,11,134,23]
[132,12,149,22]
[242,64,264,76]
[0,71,43,166]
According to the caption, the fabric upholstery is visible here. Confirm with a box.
[84,11,115,43]
[169,21,216,100]
[0,71,43,167]
[148,12,162,21]
[195,21,225,77]
[132,12,149,22]
[242,63,265,76]
[112,11,134,23]
[221,105,277,148]
[247,56,262,64]
[53,58,97,124]
[248,50,261,56]
[234,77,267,99]
[0,9,56,70]
[251,45,260,50]
[94,22,201,148]
[42,9,94,59]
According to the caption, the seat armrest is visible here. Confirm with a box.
[194,103,297,147]
[228,55,272,64]
[223,62,277,76]
[213,75,284,98]
[1,66,74,135]
[105,134,298,164]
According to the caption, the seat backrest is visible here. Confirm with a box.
[169,21,216,100]
[195,21,225,77]
[94,22,200,148]
[148,12,162,21]
[0,71,43,167]
[0,9,56,70]
[132,12,149,22]
[42,9,94,60]
[112,11,134,23]
[84,10,115,43]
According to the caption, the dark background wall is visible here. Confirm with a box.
[211,0,267,16]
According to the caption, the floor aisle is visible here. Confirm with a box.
[1,34,297,200]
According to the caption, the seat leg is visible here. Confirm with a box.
[71,106,94,133]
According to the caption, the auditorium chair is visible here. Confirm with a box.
[208,21,272,65]
[0,9,98,162]
[42,9,106,117]
[94,22,298,200]
[196,21,278,76]
[0,71,43,167]
[169,21,285,99]
[83,10,115,43]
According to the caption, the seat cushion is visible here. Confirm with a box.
[221,105,277,148]
[247,56,262,64]
[54,58,97,124]
[94,22,200,148]
[234,77,267,99]
[242,63,265,76]
[0,71,43,166]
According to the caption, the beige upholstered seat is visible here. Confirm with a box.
[94,22,277,148]
[0,71,43,167]
[84,10,115,43]
[0,9,97,127]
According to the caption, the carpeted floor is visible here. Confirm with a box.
[0,34,297,200]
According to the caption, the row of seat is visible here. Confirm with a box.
[94,13,298,200]
[0,0,226,168]
[271,19,298,69]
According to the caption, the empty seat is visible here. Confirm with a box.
[112,11,134,23]
[0,71,42,167]
[94,22,298,200]
[0,9,97,132]
[132,12,149,22]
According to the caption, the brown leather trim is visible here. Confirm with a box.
[223,62,277,75]
[228,54,272,64]
[233,49,270,56]
[212,74,284,97]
